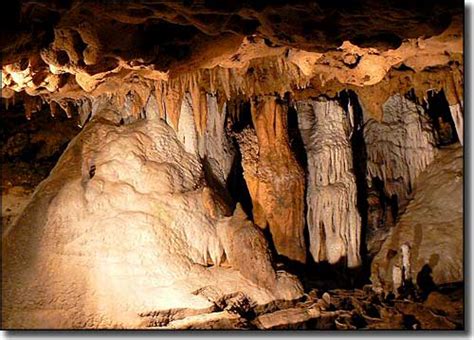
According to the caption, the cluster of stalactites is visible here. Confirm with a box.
[364,94,437,202]
[176,92,235,187]
[152,57,309,127]
[296,98,361,268]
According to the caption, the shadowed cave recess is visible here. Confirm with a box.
[1,0,464,330]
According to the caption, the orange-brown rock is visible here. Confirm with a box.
[237,96,306,263]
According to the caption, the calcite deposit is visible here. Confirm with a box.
[371,145,463,293]
[0,0,464,330]
[296,98,361,268]
[2,105,303,328]
[237,97,306,263]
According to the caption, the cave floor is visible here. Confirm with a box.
[148,283,464,330]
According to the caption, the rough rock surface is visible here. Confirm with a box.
[153,285,463,330]
[365,94,437,203]
[1,2,463,129]
[296,98,361,268]
[0,1,461,64]
[0,0,465,331]
[236,96,306,263]
[364,94,437,254]
[371,145,463,293]
[2,107,303,329]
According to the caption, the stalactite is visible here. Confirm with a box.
[199,94,235,187]
[150,57,310,126]
[123,90,143,123]
[189,80,208,136]
[162,86,182,131]
[449,103,463,145]
[24,95,43,120]
[236,96,306,264]
[49,100,59,117]
[364,94,436,202]
[77,98,92,127]
[296,98,361,268]
[143,90,160,120]
[177,92,199,155]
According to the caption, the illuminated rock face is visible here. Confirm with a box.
[364,94,437,203]
[236,97,307,264]
[1,107,303,329]
[296,98,361,268]
[362,95,440,256]
[371,145,463,293]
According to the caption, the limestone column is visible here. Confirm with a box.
[296,98,361,268]
[237,96,307,263]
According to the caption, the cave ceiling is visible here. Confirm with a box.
[0,0,464,121]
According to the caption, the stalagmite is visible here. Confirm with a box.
[364,94,436,202]
[2,103,303,329]
[296,98,361,268]
[236,96,306,263]
[449,103,463,145]
[392,266,403,294]
[401,243,411,282]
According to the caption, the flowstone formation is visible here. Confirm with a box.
[296,98,361,268]
[363,95,438,254]
[371,145,463,294]
[2,105,303,329]
[365,94,437,203]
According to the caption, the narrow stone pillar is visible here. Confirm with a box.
[238,96,307,263]
[296,98,361,268]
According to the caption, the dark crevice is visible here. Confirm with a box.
[423,89,458,146]
[339,90,370,287]
[226,100,254,219]
[286,102,312,270]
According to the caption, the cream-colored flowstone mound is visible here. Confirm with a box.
[2,109,303,329]
[371,144,463,293]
